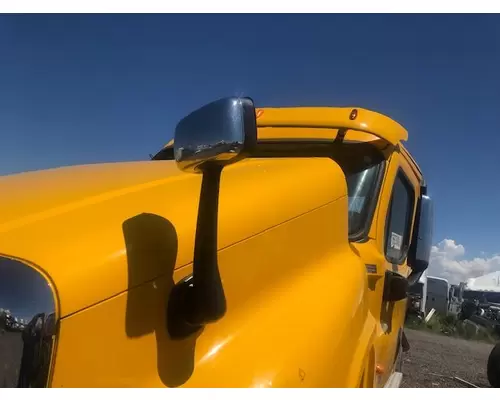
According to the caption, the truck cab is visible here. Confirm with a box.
[0,97,433,388]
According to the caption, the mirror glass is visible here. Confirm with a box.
[408,194,434,273]
[0,257,56,388]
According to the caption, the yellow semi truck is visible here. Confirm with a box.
[0,96,433,388]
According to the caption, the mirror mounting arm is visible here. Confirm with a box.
[185,164,226,326]
[168,96,257,338]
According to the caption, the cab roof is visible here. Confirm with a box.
[164,106,407,147]
[255,106,408,145]
[161,105,422,180]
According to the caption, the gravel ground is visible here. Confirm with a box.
[402,328,495,388]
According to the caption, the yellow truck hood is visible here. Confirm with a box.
[0,158,347,317]
[0,161,186,230]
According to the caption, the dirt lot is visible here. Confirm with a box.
[402,328,495,388]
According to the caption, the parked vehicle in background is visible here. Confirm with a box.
[448,284,462,316]
[0,97,433,388]
[458,273,500,333]
[426,276,450,316]
[408,271,428,319]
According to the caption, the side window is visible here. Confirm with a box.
[385,170,416,264]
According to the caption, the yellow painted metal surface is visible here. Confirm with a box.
[52,178,372,387]
[0,104,424,388]
[161,106,407,149]
[255,107,408,145]
[0,158,344,318]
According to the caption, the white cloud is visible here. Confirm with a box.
[428,239,500,284]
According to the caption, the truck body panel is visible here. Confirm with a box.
[0,101,430,388]
[0,157,345,318]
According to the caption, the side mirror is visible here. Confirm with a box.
[174,97,257,173]
[407,188,434,282]
[169,97,257,338]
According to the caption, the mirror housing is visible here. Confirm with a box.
[174,97,257,173]
[408,186,434,279]
[168,97,257,338]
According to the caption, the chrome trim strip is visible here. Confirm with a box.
[0,257,57,388]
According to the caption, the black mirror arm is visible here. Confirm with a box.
[185,164,226,326]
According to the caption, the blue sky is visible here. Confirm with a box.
[1,14,499,279]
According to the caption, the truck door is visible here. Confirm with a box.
[377,157,418,383]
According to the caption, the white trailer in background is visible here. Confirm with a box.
[408,271,428,318]
[426,276,450,316]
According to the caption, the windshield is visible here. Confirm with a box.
[345,162,383,237]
